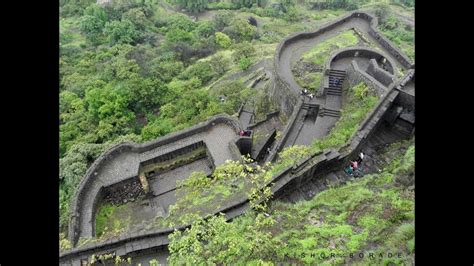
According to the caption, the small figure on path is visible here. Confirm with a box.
[357,152,364,164]
[351,160,358,170]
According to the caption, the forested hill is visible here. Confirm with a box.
[59,0,414,249]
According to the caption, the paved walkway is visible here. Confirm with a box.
[77,122,239,239]
[274,15,410,154]
[279,117,412,202]
[277,17,409,97]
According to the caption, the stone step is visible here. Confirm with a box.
[329,69,346,75]
[326,87,342,92]
[302,103,318,108]
[329,74,346,79]
[328,83,343,88]
[327,91,342,96]
[320,108,341,117]
[326,88,342,95]
[329,72,345,75]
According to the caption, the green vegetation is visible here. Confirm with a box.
[310,82,378,153]
[168,141,415,264]
[59,2,271,233]
[152,80,379,231]
[273,82,379,173]
[376,5,414,60]
[295,71,323,92]
[152,156,272,228]
[294,29,360,91]
[302,30,359,66]
[95,203,132,237]
[60,2,414,258]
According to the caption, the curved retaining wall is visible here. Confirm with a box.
[68,114,243,246]
[271,11,413,117]
[60,71,414,265]
[62,11,414,264]
[325,46,397,75]
[325,46,396,95]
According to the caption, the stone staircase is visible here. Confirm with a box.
[279,117,412,204]
[319,107,341,118]
[302,102,319,117]
[326,69,346,96]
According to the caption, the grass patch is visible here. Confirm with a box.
[168,141,415,264]
[95,203,132,237]
[295,72,323,92]
[301,29,359,66]
[311,82,378,153]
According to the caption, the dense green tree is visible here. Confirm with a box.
[215,32,232,49]
[232,41,256,63]
[121,8,152,31]
[60,0,96,17]
[79,4,109,45]
[179,61,215,84]
[165,28,194,43]
[141,117,175,141]
[231,0,254,8]
[193,21,216,39]
[224,17,257,42]
[174,0,209,13]
[209,54,231,76]
[125,77,169,112]
[212,10,234,31]
[149,59,185,83]
[165,14,197,32]
[104,19,141,45]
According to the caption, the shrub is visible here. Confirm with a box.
[239,57,253,70]
[215,32,233,49]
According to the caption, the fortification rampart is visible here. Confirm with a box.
[68,115,243,246]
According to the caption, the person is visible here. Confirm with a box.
[304,88,308,94]
[309,93,314,99]
[351,160,358,170]
[345,164,354,176]
[357,152,364,164]
[240,130,245,136]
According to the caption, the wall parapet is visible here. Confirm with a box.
[62,11,415,264]
[68,114,243,245]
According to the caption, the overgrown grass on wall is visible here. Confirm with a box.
[161,81,379,229]
[168,140,415,265]
[293,29,360,92]
[271,82,379,175]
